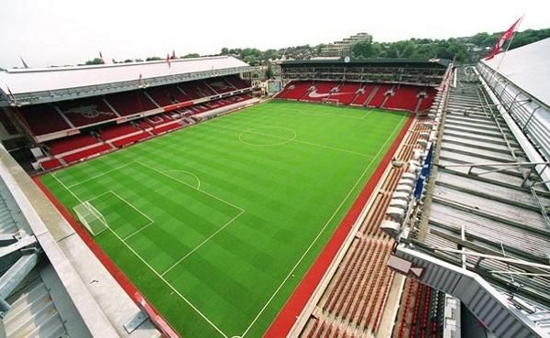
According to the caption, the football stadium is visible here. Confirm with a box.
[0,17,549,338]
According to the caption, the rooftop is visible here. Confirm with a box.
[482,37,550,108]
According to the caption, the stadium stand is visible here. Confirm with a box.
[57,97,118,127]
[39,157,62,170]
[47,134,100,155]
[105,90,158,115]
[146,84,192,106]
[367,84,392,107]
[18,104,72,135]
[276,81,312,100]
[2,60,254,170]
[276,59,444,113]
[301,82,338,102]
[206,77,238,94]
[350,84,375,106]
[276,80,437,112]
[329,82,361,105]
[226,75,249,89]
[62,143,112,163]
[384,85,422,111]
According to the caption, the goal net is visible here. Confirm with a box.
[325,98,341,106]
[74,201,107,236]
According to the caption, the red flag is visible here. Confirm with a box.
[485,18,521,60]
[166,53,171,68]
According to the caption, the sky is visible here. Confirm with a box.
[0,0,547,68]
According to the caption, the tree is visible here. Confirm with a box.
[181,53,200,59]
[315,44,326,54]
[352,41,376,59]
[221,47,229,55]
[124,59,133,63]
[85,58,104,65]
[146,56,162,61]
[263,49,280,61]
[265,65,274,79]
[244,55,259,66]
[470,32,490,46]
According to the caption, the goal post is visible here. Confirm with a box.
[74,201,107,236]
[325,98,341,106]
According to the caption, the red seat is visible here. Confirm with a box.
[277,81,312,100]
[105,90,157,116]
[48,134,99,155]
[62,144,112,163]
[146,85,191,107]
[100,123,140,140]
[40,158,62,170]
[112,132,150,148]
[58,97,117,127]
[19,104,71,136]
[301,82,338,103]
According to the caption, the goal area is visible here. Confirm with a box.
[74,201,107,236]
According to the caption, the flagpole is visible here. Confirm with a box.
[487,16,524,86]
[494,15,524,73]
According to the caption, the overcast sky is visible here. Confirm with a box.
[0,0,547,68]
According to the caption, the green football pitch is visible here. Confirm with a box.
[40,100,407,338]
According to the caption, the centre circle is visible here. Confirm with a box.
[238,126,297,146]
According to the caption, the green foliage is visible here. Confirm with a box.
[145,56,162,61]
[123,59,133,63]
[181,53,200,59]
[85,58,104,65]
[263,49,280,61]
[265,65,274,79]
[315,43,326,54]
[352,41,375,59]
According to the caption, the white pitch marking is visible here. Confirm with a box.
[51,175,229,338]
[134,161,244,213]
[241,114,407,337]
[52,174,83,203]
[271,105,367,120]
[238,126,297,147]
[161,209,244,277]
[107,219,229,338]
[161,170,202,190]
[215,124,374,158]
[66,162,134,188]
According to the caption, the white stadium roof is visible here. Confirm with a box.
[482,37,550,107]
[0,55,249,95]
[0,55,253,106]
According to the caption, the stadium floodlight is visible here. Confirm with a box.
[74,201,108,236]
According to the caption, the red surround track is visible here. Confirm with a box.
[264,114,414,338]
[32,177,180,338]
